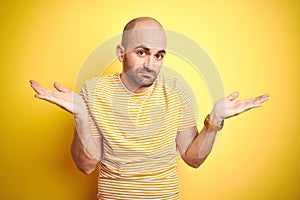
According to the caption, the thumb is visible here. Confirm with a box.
[54,82,70,93]
[227,91,239,101]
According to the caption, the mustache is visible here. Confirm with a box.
[136,67,156,75]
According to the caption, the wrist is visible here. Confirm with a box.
[73,102,88,117]
[209,112,224,126]
[204,113,224,132]
[73,109,88,124]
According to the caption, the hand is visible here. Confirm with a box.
[30,80,85,115]
[211,92,269,122]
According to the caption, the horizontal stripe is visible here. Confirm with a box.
[82,73,195,200]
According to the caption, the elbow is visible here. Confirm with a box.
[71,145,99,174]
[77,163,98,174]
[71,150,99,174]
[182,154,205,169]
[79,167,95,175]
[187,158,206,169]
[191,164,201,169]
[189,162,201,169]
[190,154,210,168]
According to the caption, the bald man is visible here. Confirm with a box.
[30,17,269,199]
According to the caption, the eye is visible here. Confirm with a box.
[155,53,164,60]
[137,50,146,57]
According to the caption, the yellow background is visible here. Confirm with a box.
[1,0,299,199]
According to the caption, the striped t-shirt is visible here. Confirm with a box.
[81,73,195,200]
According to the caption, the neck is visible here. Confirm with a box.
[119,73,149,94]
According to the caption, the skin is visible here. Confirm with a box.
[117,18,166,93]
[116,44,165,93]
[30,17,269,173]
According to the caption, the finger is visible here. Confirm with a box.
[247,94,269,104]
[242,93,269,104]
[54,82,70,93]
[34,93,45,99]
[34,92,58,104]
[260,93,269,101]
[241,94,269,110]
[227,91,239,101]
[30,80,47,95]
[34,93,50,101]
[254,94,269,105]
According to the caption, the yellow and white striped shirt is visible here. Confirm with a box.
[81,73,195,200]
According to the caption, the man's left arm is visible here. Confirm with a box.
[176,92,269,168]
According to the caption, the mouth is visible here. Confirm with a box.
[139,72,154,78]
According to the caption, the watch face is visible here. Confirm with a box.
[204,115,223,131]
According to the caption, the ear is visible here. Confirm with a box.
[116,44,125,62]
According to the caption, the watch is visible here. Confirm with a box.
[204,114,224,131]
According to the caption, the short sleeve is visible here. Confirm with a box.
[80,78,103,142]
[173,79,196,131]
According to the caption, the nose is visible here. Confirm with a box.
[143,55,155,70]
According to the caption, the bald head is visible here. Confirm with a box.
[121,17,167,53]
[123,17,163,32]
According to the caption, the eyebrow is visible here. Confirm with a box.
[134,45,166,54]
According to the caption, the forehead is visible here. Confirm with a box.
[122,27,167,53]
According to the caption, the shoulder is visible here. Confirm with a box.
[81,73,119,97]
[81,77,101,97]
[157,73,190,94]
[83,74,118,90]
[83,76,101,88]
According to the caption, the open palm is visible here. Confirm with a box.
[30,80,85,115]
[212,92,269,120]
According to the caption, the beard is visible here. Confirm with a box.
[125,66,158,87]
[123,56,159,88]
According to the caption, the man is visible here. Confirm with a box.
[30,17,269,199]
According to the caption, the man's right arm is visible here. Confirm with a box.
[71,129,100,174]
[30,80,101,174]
[71,106,101,174]
[71,110,101,174]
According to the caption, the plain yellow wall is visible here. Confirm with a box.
[1,1,299,200]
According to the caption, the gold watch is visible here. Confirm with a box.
[204,114,224,131]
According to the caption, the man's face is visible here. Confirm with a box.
[121,27,167,89]
[123,45,165,87]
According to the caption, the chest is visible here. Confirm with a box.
[90,90,182,155]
